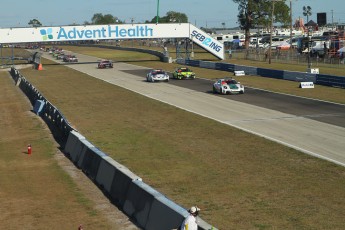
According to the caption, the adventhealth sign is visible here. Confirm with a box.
[0,23,224,59]
[56,25,153,40]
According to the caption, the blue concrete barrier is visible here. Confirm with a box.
[123,180,162,228]
[283,71,316,82]
[95,156,120,193]
[76,139,95,168]
[257,68,284,79]
[64,130,85,158]
[200,61,216,69]
[176,59,186,65]
[185,60,200,67]
[109,165,142,208]
[81,147,107,181]
[215,62,234,72]
[145,194,187,230]
[316,74,345,88]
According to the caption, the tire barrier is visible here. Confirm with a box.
[11,67,218,230]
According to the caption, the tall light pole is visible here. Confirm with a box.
[268,0,284,64]
[289,0,293,51]
[303,5,312,69]
[156,0,160,23]
[268,1,275,64]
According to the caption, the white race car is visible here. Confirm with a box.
[213,78,244,94]
[146,69,169,82]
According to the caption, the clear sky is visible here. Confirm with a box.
[0,0,344,28]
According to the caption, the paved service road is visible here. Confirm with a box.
[42,52,345,167]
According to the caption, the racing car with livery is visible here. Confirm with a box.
[146,69,169,82]
[212,78,244,94]
[98,60,113,69]
[172,67,196,80]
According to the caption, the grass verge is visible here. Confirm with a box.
[19,54,345,229]
[0,71,115,229]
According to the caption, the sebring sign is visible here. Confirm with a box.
[0,23,224,59]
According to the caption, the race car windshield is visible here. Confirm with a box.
[153,71,165,75]
[226,80,237,84]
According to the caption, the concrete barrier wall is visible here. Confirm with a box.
[123,180,160,227]
[65,130,85,157]
[199,61,216,69]
[95,156,119,193]
[109,165,142,208]
[316,74,345,87]
[76,139,95,168]
[81,146,107,181]
[145,194,188,230]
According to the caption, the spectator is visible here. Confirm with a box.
[180,206,200,230]
[323,42,328,56]
[228,49,232,59]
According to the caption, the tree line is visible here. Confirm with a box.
[27,11,188,27]
[28,0,291,49]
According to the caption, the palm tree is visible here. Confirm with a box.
[303,6,312,68]
[303,6,312,25]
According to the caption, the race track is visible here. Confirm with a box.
[42,52,345,167]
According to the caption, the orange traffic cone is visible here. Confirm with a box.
[37,63,43,70]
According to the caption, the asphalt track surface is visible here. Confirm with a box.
[42,52,345,167]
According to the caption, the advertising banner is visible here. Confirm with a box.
[0,23,224,59]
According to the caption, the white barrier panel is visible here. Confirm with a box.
[307,68,319,74]
[299,82,315,88]
[234,70,245,76]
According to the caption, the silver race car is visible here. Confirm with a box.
[146,69,169,82]
[213,78,244,94]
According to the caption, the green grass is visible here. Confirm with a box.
[0,70,114,229]
[19,53,345,229]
